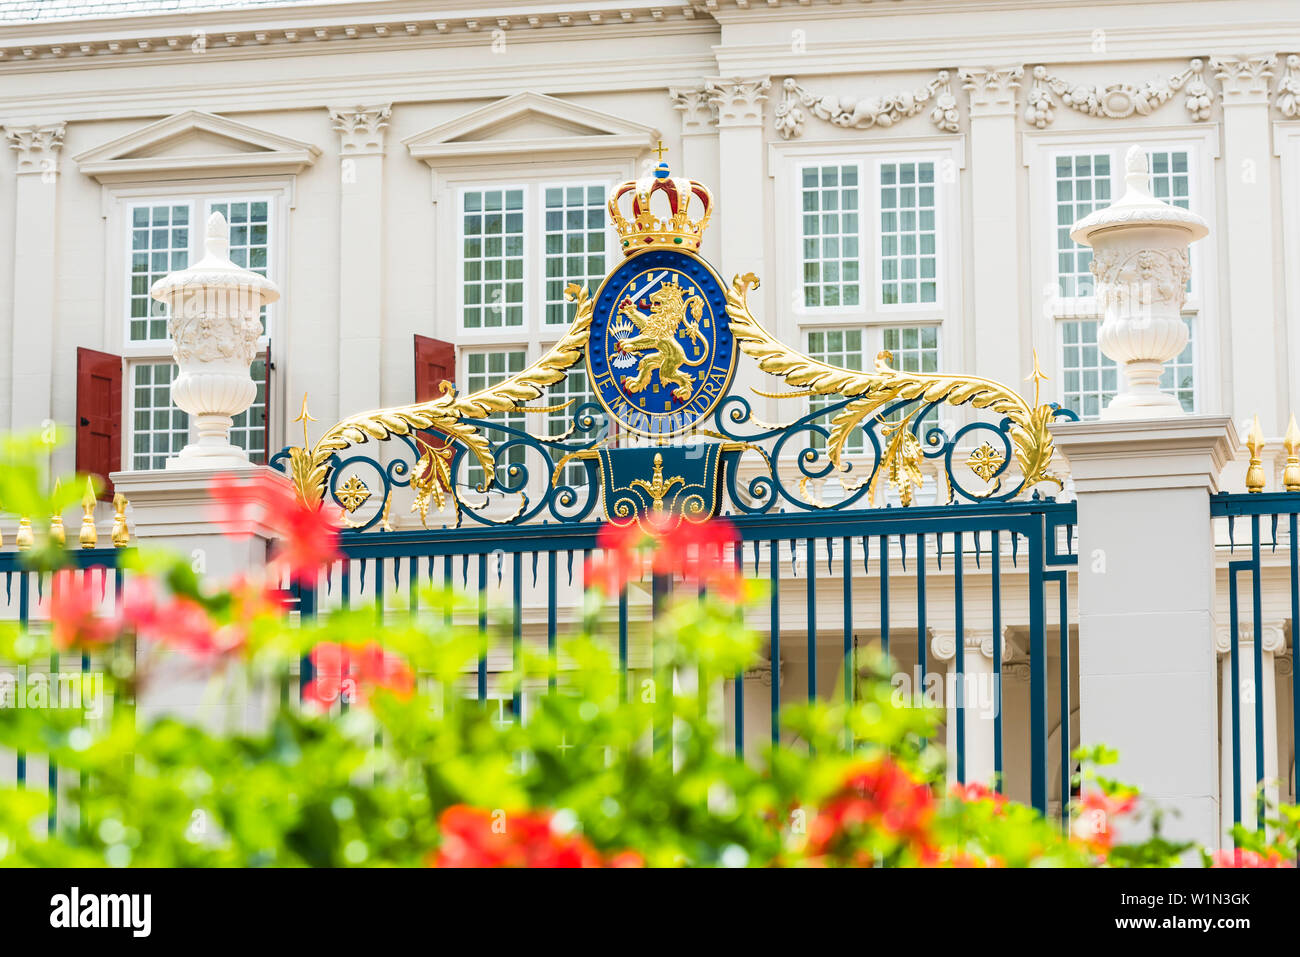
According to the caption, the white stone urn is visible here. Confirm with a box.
[150,211,279,469]
[1070,145,1209,419]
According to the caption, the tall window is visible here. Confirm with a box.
[800,165,860,309]
[1049,146,1201,416]
[462,188,525,330]
[879,161,937,306]
[544,185,607,325]
[464,350,527,490]
[130,362,188,470]
[1054,153,1111,299]
[459,180,610,333]
[881,326,940,424]
[124,195,274,465]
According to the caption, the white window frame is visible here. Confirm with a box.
[105,180,291,465]
[437,164,626,348]
[1024,127,1220,416]
[772,138,963,334]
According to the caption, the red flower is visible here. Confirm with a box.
[805,757,936,864]
[429,806,606,868]
[950,781,1008,813]
[209,472,341,584]
[586,517,744,600]
[1210,848,1295,868]
[1072,789,1138,853]
[428,806,641,868]
[302,640,415,709]
[46,570,121,650]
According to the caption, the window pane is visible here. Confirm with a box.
[209,199,273,335]
[1053,154,1111,298]
[800,164,861,310]
[128,204,189,342]
[807,328,867,452]
[879,161,939,306]
[543,182,609,325]
[462,189,526,329]
[463,350,528,487]
[230,356,268,464]
[129,362,189,469]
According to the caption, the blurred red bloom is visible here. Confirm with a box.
[1072,789,1138,853]
[46,570,121,650]
[429,806,637,868]
[585,517,743,600]
[209,472,341,584]
[302,640,414,709]
[1210,848,1295,868]
[950,781,1008,813]
[805,757,936,864]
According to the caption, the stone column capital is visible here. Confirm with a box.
[1216,622,1288,655]
[328,104,392,155]
[1211,54,1276,103]
[5,122,65,174]
[958,66,1023,117]
[704,77,771,128]
[669,86,718,133]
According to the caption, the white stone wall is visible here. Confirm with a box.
[0,0,1296,475]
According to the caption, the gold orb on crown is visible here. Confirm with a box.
[608,151,713,256]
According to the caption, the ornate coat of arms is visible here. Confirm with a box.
[587,161,736,440]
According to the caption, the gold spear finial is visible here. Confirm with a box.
[1025,349,1048,407]
[15,517,33,550]
[293,392,317,450]
[1284,414,1300,492]
[1245,415,1266,493]
[79,478,98,549]
[49,479,66,546]
[111,492,130,548]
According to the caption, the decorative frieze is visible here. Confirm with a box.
[1274,54,1300,117]
[4,123,65,174]
[775,72,959,139]
[1022,59,1213,128]
[959,67,1023,118]
[705,77,771,128]
[1212,54,1276,102]
[328,104,392,154]
[669,86,719,132]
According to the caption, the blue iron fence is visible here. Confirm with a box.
[297,499,1078,816]
[1210,491,1300,833]
[0,548,127,834]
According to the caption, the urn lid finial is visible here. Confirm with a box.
[1070,142,1209,247]
[149,208,280,306]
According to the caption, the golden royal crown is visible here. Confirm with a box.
[608,156,713,256]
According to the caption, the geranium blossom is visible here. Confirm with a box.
[46,569,121,650]
[209,472,341,583]
[302,641,415,709]
[1210,847,1295,868]
[428,806,641,868]
[584,516,744,600]
[804,757,937,865]
[1072,789,1138,853]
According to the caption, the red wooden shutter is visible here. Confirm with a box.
[76,347,122,499]
[414,335,455,401]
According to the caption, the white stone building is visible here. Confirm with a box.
[1,0,1299,850]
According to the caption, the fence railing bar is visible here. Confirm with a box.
[954,531,965,785]
[1250,514,1265,833]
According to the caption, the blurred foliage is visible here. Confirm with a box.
[0,433,1295,868]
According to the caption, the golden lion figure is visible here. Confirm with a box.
[615,281,709,401]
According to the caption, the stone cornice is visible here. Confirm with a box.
[0,2,709,68]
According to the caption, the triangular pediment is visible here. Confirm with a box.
[404,92,658,164]
[74,110,320,183]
